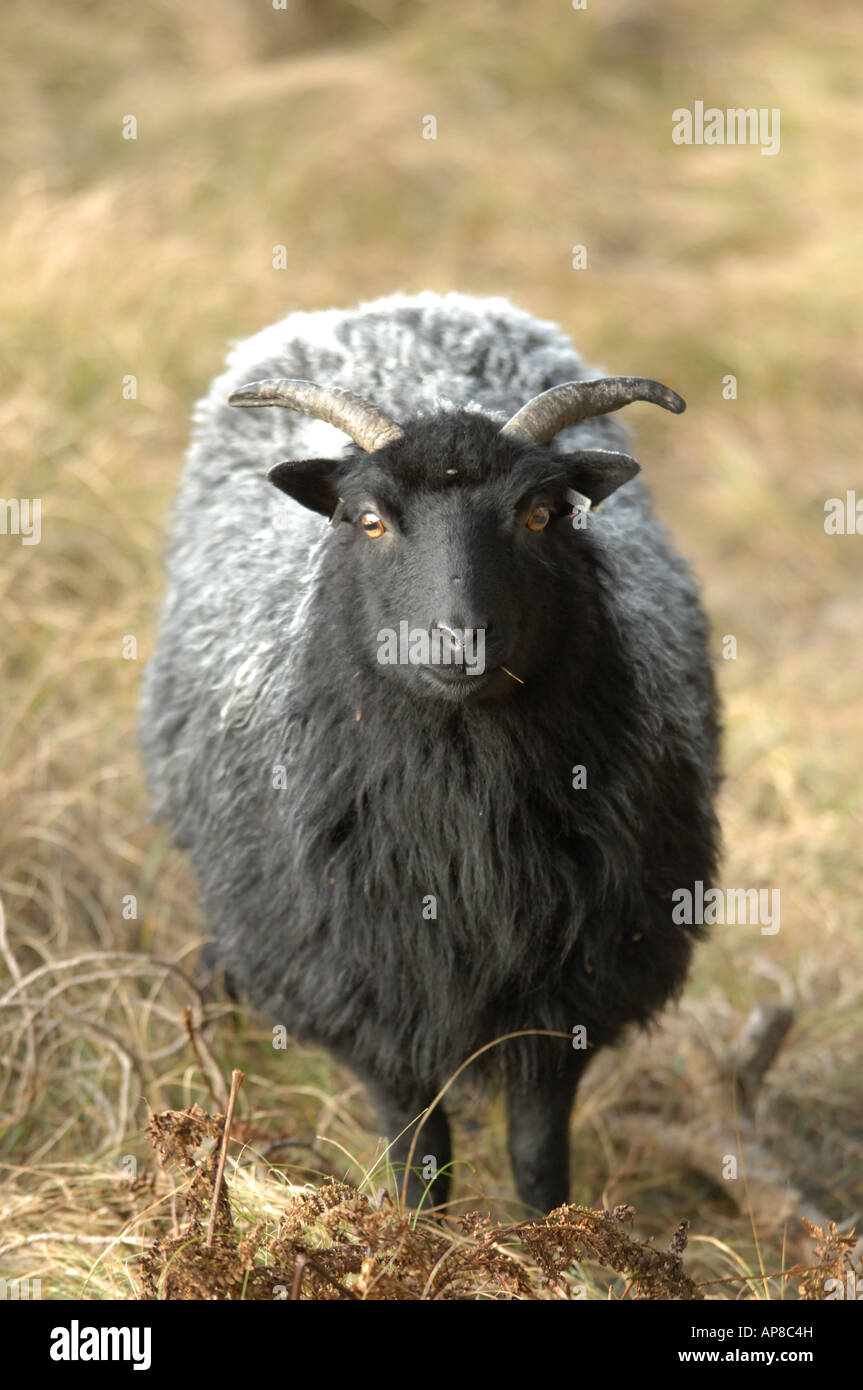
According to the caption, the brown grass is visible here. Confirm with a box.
[1,0,861,1300]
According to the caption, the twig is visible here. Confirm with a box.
[297,1251,359,1300]
[272,1240,358,1300]
[731,1002,795,1113]
[697,1266,808,1288]
[290,1253,307,1300]
[4,1232,148,1248]
[206,1068,244,1249]
[732,1080,769,1300]
[183,1005,223,1108]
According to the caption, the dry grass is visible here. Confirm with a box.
[1,0,861,1300]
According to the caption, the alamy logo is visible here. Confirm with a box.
[824,491,863,534]
[49,1321,152,1371]
[671,881,780,935]
[672,102,780,156]
[1,497,41,545]
[0,1277,41,1299]
[824,1272,863,1300]
[377,622,486,674]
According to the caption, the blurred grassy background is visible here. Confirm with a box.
[1,0,862,1297]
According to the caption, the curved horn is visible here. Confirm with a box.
[227,378,404,453]
[500,377,686,444]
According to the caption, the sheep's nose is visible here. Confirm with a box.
[433,620,492,657]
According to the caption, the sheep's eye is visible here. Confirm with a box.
[361,511,386,539]
[525,505,550,533]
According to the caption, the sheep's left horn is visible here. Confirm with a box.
[501,377,686,444]
[228,378,404,452]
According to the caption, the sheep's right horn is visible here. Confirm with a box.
[228,378,404,453]
[501,377,686,444]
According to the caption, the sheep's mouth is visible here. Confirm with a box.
[419,665,509,700]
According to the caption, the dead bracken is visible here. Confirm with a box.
[138,1102,703,1300]
[135,1102,861,1302]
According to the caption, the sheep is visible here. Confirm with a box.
[140,291,720,1214]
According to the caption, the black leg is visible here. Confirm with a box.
[506,1053,589,1215]
[366,1079,452,1212]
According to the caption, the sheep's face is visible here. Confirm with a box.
[268,411,640,703]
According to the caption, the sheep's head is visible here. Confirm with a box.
[229,376,685,703]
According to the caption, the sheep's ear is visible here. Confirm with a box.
[267,459,342,517]
[564,450,640,506]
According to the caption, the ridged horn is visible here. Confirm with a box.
[501,377,686,444]
[228,378,404,452]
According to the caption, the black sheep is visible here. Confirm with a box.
[141,292,720,1213]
